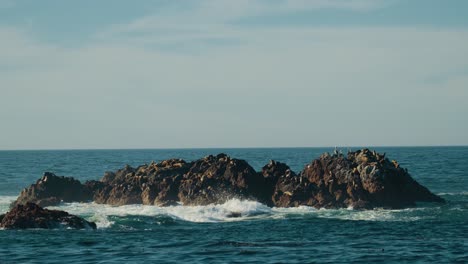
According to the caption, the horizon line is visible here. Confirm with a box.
[0,144,467,151]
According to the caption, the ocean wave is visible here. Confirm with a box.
[0,195,16,214]
[437,191,468,196]
[2,196,455,229]
[0,195,16,205]
[43,199,443,229]
[49,199,272,227]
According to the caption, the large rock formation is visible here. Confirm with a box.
[12,172,93,207]
[11,149,445,210]
[1,203,96,229]
[273,149,445,209]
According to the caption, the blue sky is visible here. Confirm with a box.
[0,0,467,149]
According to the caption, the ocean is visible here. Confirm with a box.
[0,147,466,263]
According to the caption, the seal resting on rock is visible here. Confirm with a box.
[0,203,96,229]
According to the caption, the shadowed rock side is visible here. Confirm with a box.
[11,149,445,209]
[0,203,96,229]
[11,172,93,208]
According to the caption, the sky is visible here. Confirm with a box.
[0,0,467,150]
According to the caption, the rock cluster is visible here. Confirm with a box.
[0,203,96,229]
[11,149,445,210]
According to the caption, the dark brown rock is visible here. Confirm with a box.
[0,203,96,229]
[273,149,445,209]
[272,169,318,207]
[11,150,444,210]
[92,159,192,206]
[12,172,93,208]
[178,154,265,205]
[259,160,293,206]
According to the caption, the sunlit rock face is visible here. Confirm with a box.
[12,149,444,210]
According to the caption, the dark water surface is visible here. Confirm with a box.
[0,147,467,263]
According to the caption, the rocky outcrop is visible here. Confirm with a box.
[0,203,96,229]
[11,149,445,210]
[260,160,293,206]
[90,159,192,206]
[273,149,445,209]
[12,172,93,207]
[178,154,265,205]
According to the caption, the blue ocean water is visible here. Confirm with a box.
[0,147,466,263]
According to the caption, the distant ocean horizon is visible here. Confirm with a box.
[1,147,467,263]
[2,144,468,151]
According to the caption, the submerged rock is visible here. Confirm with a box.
[11,149,445,210]
[0,203,96,229]
[12,172,93,208]
[226,212,242,218]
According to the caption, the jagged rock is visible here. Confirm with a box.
[260,160,293,206]
[178,154,265,205]
[90,159,192,206]
[272,168,317,207]
[0,203,96,229]
[143,159,192,206]
[273,149,445,209]
[11,149,445,210]
[12,172,93,208]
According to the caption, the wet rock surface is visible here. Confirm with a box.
[1,203,96,229]
[12,149,445,209]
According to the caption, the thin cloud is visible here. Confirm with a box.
[99,0,392,44]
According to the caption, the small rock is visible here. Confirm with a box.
[0,203,96,229]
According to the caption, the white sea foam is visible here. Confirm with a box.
[49,199,272,227]
[1,195,435,228]
[437,191,468,196]
[44,198,432,229]
[0,195,16,214]
[0,195,16,205]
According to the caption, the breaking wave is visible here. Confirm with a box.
[42,199,449,229]
[1,196,462,230]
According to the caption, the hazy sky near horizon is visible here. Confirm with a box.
[1,0,467,149]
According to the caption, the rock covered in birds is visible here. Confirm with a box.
[273,149,445,209]
[11,149,445,210]
[0,202,96,229]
